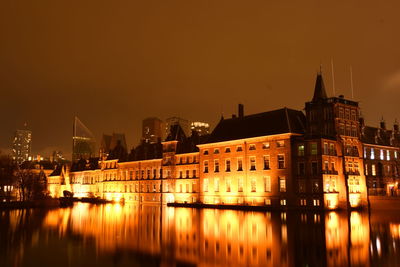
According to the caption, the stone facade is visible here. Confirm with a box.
[48,73,400,210]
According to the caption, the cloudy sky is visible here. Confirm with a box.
[1,0,399,159]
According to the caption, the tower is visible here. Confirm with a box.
[72,117,96,162]
[302,72,367,209]
[12,123,32,165]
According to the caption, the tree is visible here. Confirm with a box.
[15,169,48,201]
[0,154,17,201]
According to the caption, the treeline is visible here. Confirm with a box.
[0,154,48,202]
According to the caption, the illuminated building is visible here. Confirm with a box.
[48,72,400,210]
[198,106,305,206]
[12,124,32,165]
[360,119,400,196]
[294,72,368,209]
[191,121,210,136]
[72,116,96,161]
[142,117,164,143]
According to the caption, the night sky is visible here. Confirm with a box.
[1,1,399,159]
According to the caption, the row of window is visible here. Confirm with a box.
[364,147,398,161]
[203,141,285,155]
[203,176,286,193]
[365,163,399,177]
[176,155,198,164]
[103,182,197,193]
[203,155,285,173]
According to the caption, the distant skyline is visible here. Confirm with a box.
[1,1,400,158]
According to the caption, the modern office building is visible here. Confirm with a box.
[142,117,164,143]
[72,117,96,162]
[12,124,32,165]
[191,121,210,136]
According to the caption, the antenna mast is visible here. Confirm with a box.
[331,59,336,96]
[350,66,354,99]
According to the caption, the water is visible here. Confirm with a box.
[1,203,400,267]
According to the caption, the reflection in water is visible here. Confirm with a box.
[1,204,400,266]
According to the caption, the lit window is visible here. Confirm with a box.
[264,176,271,192]
[310,143,318,155]
[330,143,335,155]
[372,164,376,176]
[371,148,375,160]
[263,142,270,149]
[277,140,285,147]
[298,144,305,156]
[251,178,256,192]
[280,199,287,206]
[313,199,320,206]
[214,160,219,172]
[203,179,209,192]
[387,150,391,161]
[238,178,243,192]
[263,155,270,170]
[278,155,285,169]
[380,150,384,160]
[225,159,231,172]
[324,143,329,154]
[214,178,219,192]
[226,179,231,192]
[204,161,209,173]
[237,158,243,171]
[250,157,256,171]
[279,177,286,192]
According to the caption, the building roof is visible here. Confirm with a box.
[207,108,306,143]
[312,73,328,102]
[361,125,400,147]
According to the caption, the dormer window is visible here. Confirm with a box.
[214,149,220,154]
[249,144,256,151]
[203,150,209,155]
[277,140,285,147]
[262,142,270,149]
[237,146,243,152]
[225,147,231,153]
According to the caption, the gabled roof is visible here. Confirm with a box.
[207,108,306,143]
[312,73,328,102]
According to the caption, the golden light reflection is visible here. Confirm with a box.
[7,205,375,267]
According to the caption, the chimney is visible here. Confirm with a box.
[238,104,244,118]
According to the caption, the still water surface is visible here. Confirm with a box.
[1,203,400,267]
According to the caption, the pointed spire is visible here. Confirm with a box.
[312,72,328,102]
